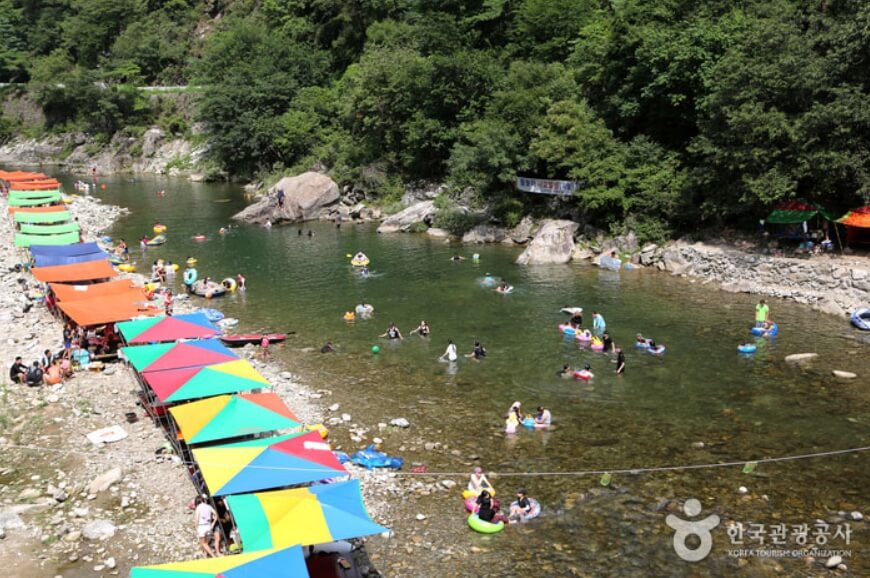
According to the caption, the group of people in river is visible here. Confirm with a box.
[466,468,539,525]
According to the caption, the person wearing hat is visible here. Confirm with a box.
[467,467,493,496]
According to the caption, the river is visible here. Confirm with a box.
[74,174,868,576]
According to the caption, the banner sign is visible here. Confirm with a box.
[516,177,578,196]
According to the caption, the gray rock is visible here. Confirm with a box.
[0,510,25,530]
[17,488,41,500]
[832,370,857,379]
[850,268,867,281]
[572,245,594,261]
[62,530,82,543]
[508,216,536,245]
[88,467,123,494]
[516,220,579,265]
[377,201,437,234]
[233,172,340,225]
[784,353,818,364]
[390,418,411,428]
[825,555,842,568]
[462,224,506,244]
[82,519,116,541]
[426,227,451,238]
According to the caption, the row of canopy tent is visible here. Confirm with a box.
[766,199,870,245]
[2,170,162,328]
[116,318,388,576]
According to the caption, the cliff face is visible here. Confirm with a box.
[232,172,341,224]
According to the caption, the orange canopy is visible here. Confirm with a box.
[7,205,68,215]
[50,279,143,302]
[0,171,48,181]
[10,180,61,190]
[839,206,870,229]
[58,294,161,326]
[32,260,118,283]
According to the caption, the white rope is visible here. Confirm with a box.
[3,442,867,478]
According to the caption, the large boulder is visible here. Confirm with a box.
[516,220,579,265]
[233,172,339,225]
[462,224,506,244]
[377,201,437,233]
[508,216,536,245]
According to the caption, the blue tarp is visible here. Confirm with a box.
[33,251,106,268]
[30,242,106,267]
[29,242,102,257]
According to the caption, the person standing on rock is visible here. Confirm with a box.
[276,188,285,208]
[194,496,218,558]
[755,299,770,327]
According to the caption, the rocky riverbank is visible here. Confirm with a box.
[0,193,396,576]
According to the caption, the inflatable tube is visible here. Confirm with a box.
[100,236,113,243]
[737,343,757,354]
[464,497,478,512]
[751,324,778,337]
[107,254,126,265]
[153,225,167,234]
[183,268,198,286]
[343,312,355,322]
[575,331,592,342]
[497,286,514,294]
[468,514,504,534]
[751,326,765,336]
[193,235,206,241]
[559,324,576,335]
[144,282,160,293]
[635,340,651,349]
[480,277,497,287]
[509,498,541,521]
[521,417,536,428]
[192,281,226,298]
[168,263,179,271]
[118,264,136,273]
[351,258,370,267]
[851,308,870,331]
[590,342,604,352]
[146,235,166,246]
[560,307,583,315]
[574,370,594,380]
[305,423,329,439]
[462,488,496,500]
[647,345,666,355]
[217,317,239,328]
[221,277,237,292]
[186,257,198,266]
[197,308,225,322]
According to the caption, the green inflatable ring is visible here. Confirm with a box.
[467,514,504,534]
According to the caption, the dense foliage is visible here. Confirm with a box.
[3,0,870,239]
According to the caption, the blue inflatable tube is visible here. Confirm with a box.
[751,323,778,337]
[737,344,757,353]
[635,340,651,349]
[647,345,666,355]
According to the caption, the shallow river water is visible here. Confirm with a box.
[77,174,868,576]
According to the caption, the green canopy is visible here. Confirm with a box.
[7,192,62,207]
[766,200,838,224]
[14,231,80,247]
[14,210,72,224]
[20,222,80,235]
[8,189,61,200]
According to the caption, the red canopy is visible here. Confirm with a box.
[140,342,238,372]
[32,261,118,283]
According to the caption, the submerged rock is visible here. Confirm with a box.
[785,353,818,364]
[832,370,857,379]
[233,172,340,225]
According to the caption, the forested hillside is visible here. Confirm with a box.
[2,0,869,240]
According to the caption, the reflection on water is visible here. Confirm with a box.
[79,174,869,576]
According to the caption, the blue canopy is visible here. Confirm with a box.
[30,242,102,257]
[30,242,106,267]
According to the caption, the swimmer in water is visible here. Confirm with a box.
[410,320,430,337]
[450,255,465,261]
[380,322,403,340]
[559,364,573,377]
[219,227,226,235]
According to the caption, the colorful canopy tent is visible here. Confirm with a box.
[142,359,270,403]
[839,205,870,245]
[117,313,220,344]
[765,200,839,224]
[130,545,307,578]
[15,231,80,247]
[20,222,80,235]
[169,393,300,445]
[14,209,72,224]
[121,340,238,373]
[227,480,388,552]
[32,260,118,283]
[9,189,62,200]
[9,180,61,190]
[29,242,103,264]
[57,294,160,326]
[7,204,67,215]
[192,431,346,496]
[7,192,62,206]
[50,279,141,302]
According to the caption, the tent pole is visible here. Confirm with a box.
[834,221,844,254]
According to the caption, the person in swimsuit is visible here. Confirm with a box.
[439,339,457,362]
[468,467,493,495]
[466,341,486,360]
[602,331,614,353]
[615,348,626,374]
[410,320,430,337]
[509,489,533,522]
[380,322,403,340]
[559,364,573,377]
